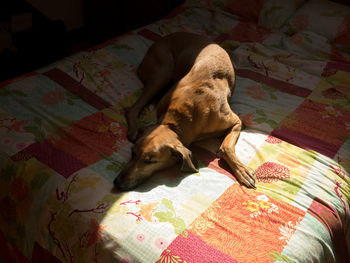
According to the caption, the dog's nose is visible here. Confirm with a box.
[113,175,126,191]
[113,176,121,188]
[113,172,135,192]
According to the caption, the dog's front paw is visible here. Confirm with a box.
[217,149,256,188]
[236,165,255,188]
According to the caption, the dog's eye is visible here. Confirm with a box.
[144,159,157,164]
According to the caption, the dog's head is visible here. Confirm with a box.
[114,124,198,191]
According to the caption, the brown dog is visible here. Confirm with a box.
[113,32,255,191]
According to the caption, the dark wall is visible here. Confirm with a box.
[0,0,184,82]
[85,0,184,44]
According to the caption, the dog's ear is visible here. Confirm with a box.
[132,125,156,142]
[170,145,199,173]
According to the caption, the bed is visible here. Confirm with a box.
[1,0,350,262]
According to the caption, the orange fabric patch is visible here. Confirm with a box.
[188,184,305,262]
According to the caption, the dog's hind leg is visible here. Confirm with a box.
[217,114,256,188]
[126,42,174,142]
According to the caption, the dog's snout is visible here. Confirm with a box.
[113,171,128,191]
[114,178,130,192]
[113,169,139,192]
[113,174,122,188]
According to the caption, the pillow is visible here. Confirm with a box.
[188,0,307,29]
[284,0,350,48]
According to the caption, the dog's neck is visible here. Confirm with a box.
[161,121,191,147]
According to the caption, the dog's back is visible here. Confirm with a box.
[161,33,217,82]
[147,33,237,144]
[138,32,234,90]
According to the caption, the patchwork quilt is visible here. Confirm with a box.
[1,0,350,262]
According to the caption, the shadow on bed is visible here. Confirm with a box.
[111,165,189,194]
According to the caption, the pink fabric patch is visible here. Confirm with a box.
[265,135,283,144]
[164,231,240,263]
[22,140,85,178]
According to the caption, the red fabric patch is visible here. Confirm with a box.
[335,14,350,46]
[236,69,312,98]
[272,99,350,157]
[47,111,127,166]
[272,127,339,158]
[137,29,163,42]
[226,0,264,23]
[43,68,112,110]
[255,162,290,183]
[11,150,33,162]
[216,21,271,43]
[265,135,283,144]
[323,61,350,74]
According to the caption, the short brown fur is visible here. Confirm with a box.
[114,32,255,191]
